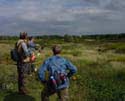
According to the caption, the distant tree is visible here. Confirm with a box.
[64,34,73,42]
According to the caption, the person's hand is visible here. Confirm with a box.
[37,53,41,57]
[30,53,36,62]
[72,76,77,81]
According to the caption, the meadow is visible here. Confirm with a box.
[0,37,125,101]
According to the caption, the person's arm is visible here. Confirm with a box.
[66,60,77,78]
[21,42,31,56]
[28,41,36,48]
[31,42,36,48]
[38,60,49,83]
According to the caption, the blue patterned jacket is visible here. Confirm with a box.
[38,55,77,89]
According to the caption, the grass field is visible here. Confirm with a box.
[0,39,125,101]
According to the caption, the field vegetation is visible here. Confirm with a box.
[0,34,125,101]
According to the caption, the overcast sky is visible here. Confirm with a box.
[0,0,125,35]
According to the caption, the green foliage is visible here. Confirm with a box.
[99,42,125,53]
[0,38,125,101]
[109,56,125,62]
[0,64,17,91]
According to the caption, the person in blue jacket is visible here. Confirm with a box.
[27,36,37,73]
[38,45,77,101]
[28,36,36,52]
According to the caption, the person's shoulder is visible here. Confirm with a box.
[61,57,71,64]
[44,56,66,62]
[17,39,24,46]
[57,56,67,63]
[44,56,53,63]
[60,56,66,60]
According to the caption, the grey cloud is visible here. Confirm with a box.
[0,0,125,35]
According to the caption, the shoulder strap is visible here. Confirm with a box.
[16,40,24,53]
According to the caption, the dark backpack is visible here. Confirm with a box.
[10,41,22,62]
[10,48,19,62]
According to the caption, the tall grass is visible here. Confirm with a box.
[0,40,125,100]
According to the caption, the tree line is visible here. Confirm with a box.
[0,33,125,43]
